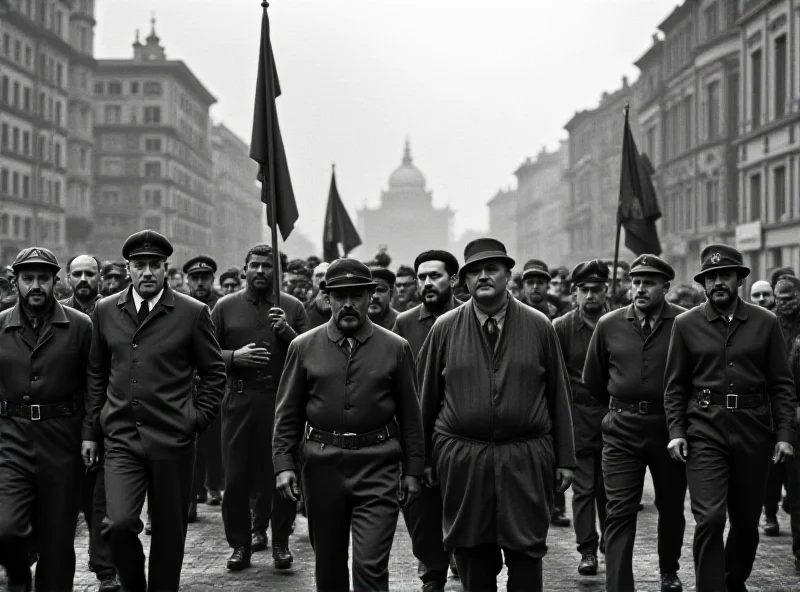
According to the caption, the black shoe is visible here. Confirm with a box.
[207,490,222,506]
[272,541,294,570]
[550,508,570,527]
[578,553,598,576]
[449,556,459,578]
[98,574,121,592]
[188,501,197,523]
[227,547,251,571]
[421,582,446,592]
[196,491,207,504]
[762,515,779,536]
[7,584,32,592]
[251,530,268,553]
[660,572,682,591]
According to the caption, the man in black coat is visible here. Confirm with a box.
[83,230,227,592]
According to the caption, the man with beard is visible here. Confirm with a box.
[583,255,686,592]
[368,267,399,330]
[419,238,575,592]
[553,260,610,576]
[100,262,128,297]
[665,244,796,592]
[771,266,796,289]
[84,230,226,592]
[283,259,313,304]
[61,254,119,592]
[392,249,462,592]
[183,256,224,519]
[274,259,423,591]
[220,268,243,295]
[750,280,775,310]
[305,262,332,328]
[394,265,420,312]
[0,247,92,592]
[212,244,308,571]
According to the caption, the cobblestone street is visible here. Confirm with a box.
[45,474,796,591]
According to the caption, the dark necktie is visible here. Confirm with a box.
[342,337,355,357]
[138,300,150,326]
[642,316,652,339]
[484,317,499,351]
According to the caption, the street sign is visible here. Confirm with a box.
[735,221,763,252]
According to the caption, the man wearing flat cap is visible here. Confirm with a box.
[664,243,797,591]
[392,249,462,591]
[0,247,92,592]
[584,254,687,592]
[521,259,556,319]
[368,266,399,330]
[274,258,423,591]
[211,244,308,571]
[84,229,227,592]
[100,261,128,297]
[418,238,575,591]
[183,255,224,517]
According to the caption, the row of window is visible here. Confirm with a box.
[746,166,790,222]
[0,168,61,204]
[97,188,163,208]
[0,76,65,125]
[94,80,163,98]
[1,33,68,89]
[98,104,162,126]
[0,123,64,166]
[0,214,60,243]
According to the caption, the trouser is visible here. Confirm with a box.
[103,443,195,592]
[786,421,800,560]
[193,414,223,497]
[402,484,451,586]
[685,400,775,591]
[0,415,83,592]
[572,448,606,555]
[453,544,542,592]
[763,461,787,518]
[602,409,687,592]
[81,452,116,579]
[553,490,566,511]
[222,386,294,549]
[302,436,403,592]
[252,487,295,539]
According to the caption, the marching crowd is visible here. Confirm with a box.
[0,228,798,592]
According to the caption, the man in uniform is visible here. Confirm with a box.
[749,280,774,311]
[220,267,243,295]
[553,260,609,576]
[394,264,420,312]
[665,244,796,592]
[274,259,423,591]
[84,229,226,592]
[368,267,399,330]
[392,249,461,591]
[212,244,308,571]
[0,248,92,592]
[419,238,575,592]
[183,256,224,517]
[61,254,119,592]
[100,261,128,297]
[583,254,686,592]
[305,262,332,328]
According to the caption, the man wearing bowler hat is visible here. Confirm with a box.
[664,243,797,592]
[584,254,686,592]
[418,238,575,592]
[0,247,92,592]
[83,229,226,592]
[274,258,423,591]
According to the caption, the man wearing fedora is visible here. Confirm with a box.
[273,258,423,592]
[418,238,575,592]
[665,243,797,592]
[0,247,92,592]
[84,230,227,592]
[583,254,687,592]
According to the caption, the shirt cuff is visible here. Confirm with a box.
[403,457,425,477]
[776,428,796,447]
[273,453,297,474]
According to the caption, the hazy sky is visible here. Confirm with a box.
[96,0,678,248]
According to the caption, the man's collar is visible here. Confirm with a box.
[5,300,65,329]
[244,286,273,305]
[132,287,165,309]
[326,316,374,345]
[703,297,748,322]
[473,293,510,324]
[419,295,460,320]
[626,301,679,322]
[119,285,174,309]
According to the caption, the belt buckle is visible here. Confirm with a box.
[700,389,711,410]
[638,401,648,414]
[30,405,41,421]
[726,394,738,410]
[335,431,357,449]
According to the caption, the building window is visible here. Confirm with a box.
[107,81,122,96]
[683,187,693,229]
[774,35,787,118]
[94,81,104,95]
[21,175,29,199]
[56,63,63,88]
[130,81,139,95]
[750,173,761,221]
[144,189,162,207]
[104,105,121,124]
[53,180,60,205]
[54,143,61,167]
[704,3,718,39]
[12,81,19,107]
[23,86,30,112]
[101,188,120,204]
[144,161,162,178]
[0,76,7,103]
[55,101,62,126]
[1,123,8,149]
[22,131,29,156]
[101,158,122,176]
[144,137,162,152]
[12,127,19,152]
[774,166,787,220]
[143,106,161,124]
[706,178,719,225]
[751,49,762,130]
[0,169,7,193]
[11,172,19,196]
[143,81,163,97]
[706,80,720,140]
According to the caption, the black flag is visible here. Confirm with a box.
[323,167,362,262]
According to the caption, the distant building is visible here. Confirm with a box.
[487,187,519,262]
[211,123,261,270]
[358,141,453,268]
[92,20,216,265]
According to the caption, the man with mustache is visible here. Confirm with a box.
[305,262,331,329]
[60,254,119,592]
[211,244,308,571]
[583,255,686,592]
[419,238,575,592]
[84,230,226,592]
[100,261,128,297]
[749,280,775,311]
[368,267,399,329]
[274,259,423,591]
[183,256,224,518]
[0,247,92,592]
[665,244,796,592]
[392,249,462,591]
[394,264,421,312]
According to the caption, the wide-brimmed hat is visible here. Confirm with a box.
[693,244,750,283]
[630,254,675,281]
[322,258,377,291]
[11,247,61,273]
[458,238,515,280]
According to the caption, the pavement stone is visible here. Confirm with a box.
[13,473,800,590]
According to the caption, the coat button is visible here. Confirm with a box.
[132,400,138,406]
[31,375,38,382]
[728,362,733,367]
[132,380,138,384]
[345,380,352,385]
[132,343,138,349]
[136,421,142,427]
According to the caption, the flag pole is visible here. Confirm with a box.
[610,102,630,308]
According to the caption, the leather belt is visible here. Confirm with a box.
[307,422,397,450]
[0,400,76,421]
[693,389,765,410]
[609,397,664,415]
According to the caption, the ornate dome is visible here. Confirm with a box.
[388,140,426,189]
